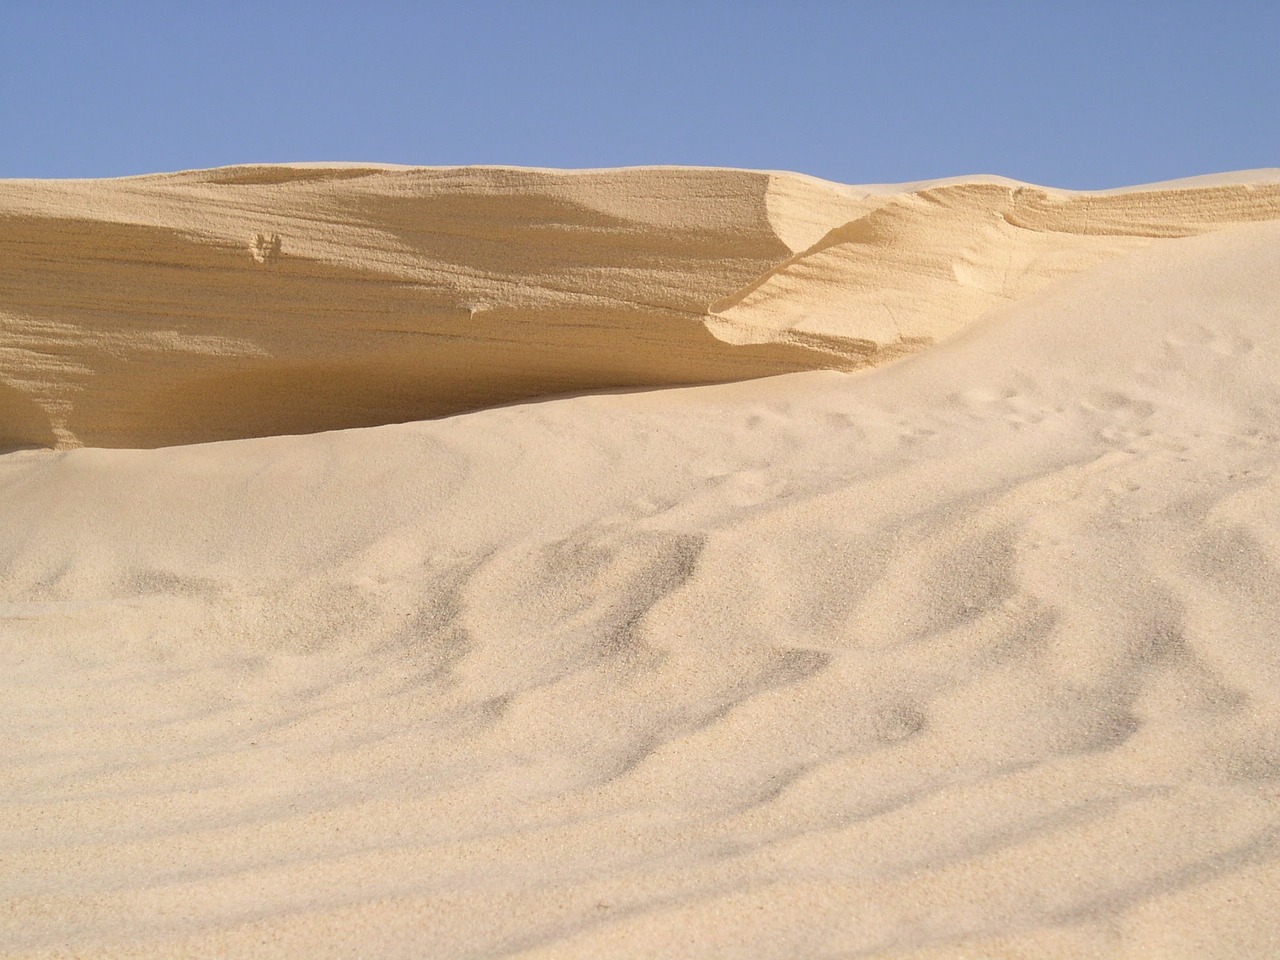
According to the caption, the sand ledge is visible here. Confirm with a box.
[3,164,1279,448]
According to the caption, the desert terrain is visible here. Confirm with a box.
[2,164,1279,958]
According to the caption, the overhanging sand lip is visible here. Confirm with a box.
[2,164,1279,450]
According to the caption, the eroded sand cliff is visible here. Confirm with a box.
[3,165,1277,447]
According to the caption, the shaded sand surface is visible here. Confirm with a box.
[3,169,1280,958]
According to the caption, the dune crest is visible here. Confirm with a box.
[2,165,1278,448]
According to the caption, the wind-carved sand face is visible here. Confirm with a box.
[3,167,1280,452]
[251,232,282,263]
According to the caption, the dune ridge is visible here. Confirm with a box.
[4,169,1280,958]
[3,165,1279,448]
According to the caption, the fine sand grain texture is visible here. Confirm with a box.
[2,166,1280,958]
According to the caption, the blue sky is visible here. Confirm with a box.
[2,1,1276,188]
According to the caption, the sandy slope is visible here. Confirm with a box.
[3,169,1280,958]
[2,165,1279,448]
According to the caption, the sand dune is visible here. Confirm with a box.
[3,165,1278,448]
[3,168,1280,958]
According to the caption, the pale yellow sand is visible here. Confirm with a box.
[2,167,1280,958]
[3,165,1278,449]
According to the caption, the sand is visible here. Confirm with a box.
[2,165,1280,958]
[3,165,1279,449]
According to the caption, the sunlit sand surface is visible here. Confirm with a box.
[3,165,1280,958]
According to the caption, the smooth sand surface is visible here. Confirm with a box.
[3,166,1280,958]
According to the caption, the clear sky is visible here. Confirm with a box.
[2,1,1276,188]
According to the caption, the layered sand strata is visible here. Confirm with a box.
[3,165,1277,448]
